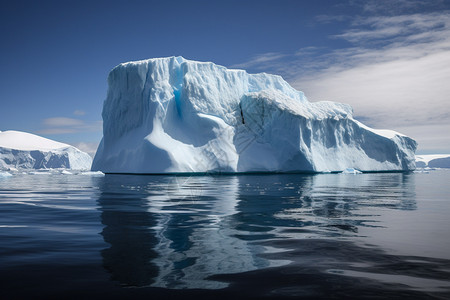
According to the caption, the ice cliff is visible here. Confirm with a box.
[0,130,92,170]
[92,56,417,173]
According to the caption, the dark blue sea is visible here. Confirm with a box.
[1,170,450,299]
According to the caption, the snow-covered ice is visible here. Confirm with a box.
[415,154,450,168]
[92,56,417,174]
[79,171,105,176]
[0,130,92,170]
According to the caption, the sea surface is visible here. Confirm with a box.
[1,170,450,299]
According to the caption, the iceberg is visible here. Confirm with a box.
[0,130,92,170]
[92,56,417,173]
[341,168,363,174]
[416,154,450,168]
[0,171,13,178]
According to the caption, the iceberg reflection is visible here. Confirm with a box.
[98,172,416,289]
[98,175,160,287]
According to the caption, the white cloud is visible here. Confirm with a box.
[315,14,349,24]
[43,117,84,127]
[73,110,86,116]
[39,117,102,135]
[295,50,450,127]
[361,0,445,15]
[230,52,287,70]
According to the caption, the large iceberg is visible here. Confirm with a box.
[92,56,417,173]
[0,130,92,170]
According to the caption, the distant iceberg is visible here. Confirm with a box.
[416,154,450,168]
[341,168,363,174]
[92,56,417,174]
[0,171,13,178]
[0,130,92,170]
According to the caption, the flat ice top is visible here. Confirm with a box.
[416,154,450,164]
[353,120,404,139]
[0,130,69,151]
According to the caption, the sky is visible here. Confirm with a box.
[1,0,449,156]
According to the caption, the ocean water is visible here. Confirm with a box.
[1,170,450,299]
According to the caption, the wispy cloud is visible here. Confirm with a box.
[43,117,85,127]
[361,0,445,15]
[230,52,287,70]
[39,117,102,135]
[334,13,450,45]
[229,48,327,80]
[315,14,350,24]
[73,110,86,116]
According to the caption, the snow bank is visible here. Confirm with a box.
[92,56,417,173]
[0,131,92,170]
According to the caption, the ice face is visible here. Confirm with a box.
[92,56,417,173]
[0,131,92,170]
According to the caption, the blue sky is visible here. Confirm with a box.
[1,0,449,155]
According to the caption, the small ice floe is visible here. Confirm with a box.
[0,171,13,178]
[341,168,362,174]
[79,171,105,177]
[29,171,52,175]
[0,130,92,170]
